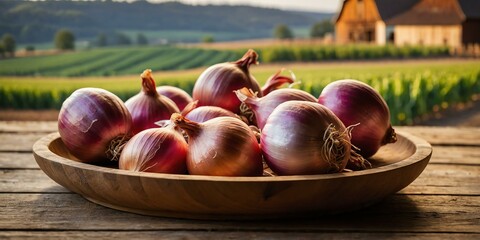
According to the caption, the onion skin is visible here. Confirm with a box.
[192,49,261,114]
[236,87,317,130]
[261,101,350,175]
[318,79,397,158]
[172,114,263,176]
[58,87,132,163]
[119,127,188,174]
[125,69,179,135]
[156,85,193,111]
[184,105,240,123]
[260,69,295,95]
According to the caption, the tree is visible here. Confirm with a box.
[202,35,214,43]
[310,20,334,38]
[2,33,16,57]
[273,24,294,40]
[0,44,5,58]
[96,33,107,47]
[54,29,75,50]
[136,33,148,45]
[115,32,131,46]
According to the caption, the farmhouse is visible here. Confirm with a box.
[335,0,480,48]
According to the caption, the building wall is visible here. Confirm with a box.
[335,0,382,44]
[394,25,462,47]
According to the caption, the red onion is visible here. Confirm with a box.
[58,87,132,163]
[318,79,397,159]
[260,68,295,95]
[184,105,240,123]
[236,87,317,130]
[119,126,188,174]
[192,49,262,114]
[261,101,361,175]
[171,113,263,176]
[125,69,179,134]
[156,85,193,111]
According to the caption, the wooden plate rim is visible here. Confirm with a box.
[33,130,432,182]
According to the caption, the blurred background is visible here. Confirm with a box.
[0,0,479,126]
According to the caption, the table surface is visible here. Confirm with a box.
[0,121,479,239]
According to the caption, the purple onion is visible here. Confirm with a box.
[156,85,193,111]
[58,87,132,163]
[261,101,352,175]
[235,87,317,129]
[125,69,179,135]
[192,49,262,114]
[318,79,396,159]
[119,127,188,174]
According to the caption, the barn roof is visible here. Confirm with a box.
[385,0,465,25]
[335,0,480,25]
[458,0,480,19]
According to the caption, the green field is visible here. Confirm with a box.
[1,59,479,125]
[0,46,241,77]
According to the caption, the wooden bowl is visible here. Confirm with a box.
[33,131,431,220]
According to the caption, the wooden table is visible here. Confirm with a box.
[1,121,479,239]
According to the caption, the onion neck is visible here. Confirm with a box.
[235,49,258,72]
[171,113,201,138]
[261,69,295,95]
[382,125,397,145]
[141,69,159,97]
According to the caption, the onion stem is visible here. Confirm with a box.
[140,69,159,97]
[235,49,258,70]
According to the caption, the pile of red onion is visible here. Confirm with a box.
[58,51,397,176]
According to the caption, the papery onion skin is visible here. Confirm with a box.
[261,101,350,175]
[125,69,179,134]
[192,49,261,114]
[236,87,317,130]
[318,79,396,158]
[156,85,193,111]
[184,105,240,123]
[260,69,295,95]
[172,114,263,176]
[58,87,132,163]
[119,127,188,174]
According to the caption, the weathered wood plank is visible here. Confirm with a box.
[430,146,480,165]
[0,231,478,240]
[397,126,480,146]
[0,133,45,152]
[0,194,478,233]
[0,121,56,133]
[0,164,478,195]
[0,153,40,169]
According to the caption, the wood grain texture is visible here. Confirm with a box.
[0,121,56,133]
[1,164,478,195]
[0,194,478,233]
[0,153,40,169]
[0,231,478,240]
[0,133,45,152]
[397,126,480,146]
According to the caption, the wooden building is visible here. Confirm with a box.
[335,0,480,48]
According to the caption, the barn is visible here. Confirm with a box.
[334,0,480,48]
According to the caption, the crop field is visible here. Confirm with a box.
[0,46,241,77]
[1,59,479,125]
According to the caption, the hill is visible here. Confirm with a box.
[0,0,334,44]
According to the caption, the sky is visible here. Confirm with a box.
[148,0,343,13]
